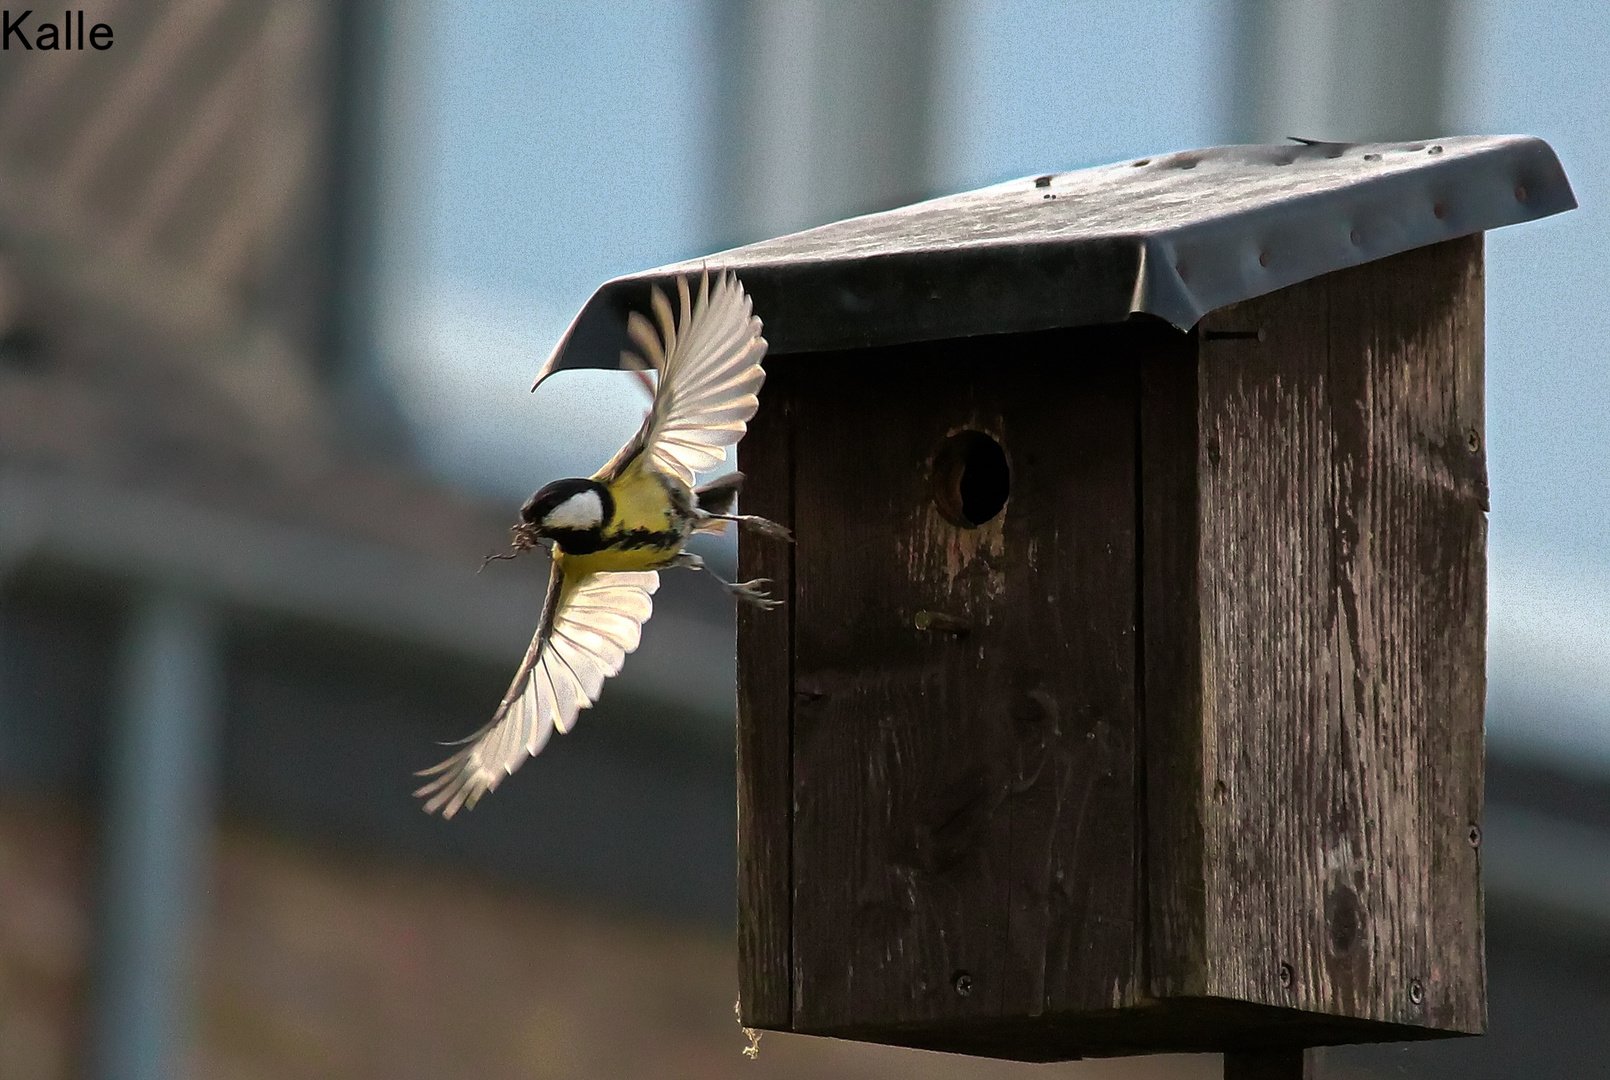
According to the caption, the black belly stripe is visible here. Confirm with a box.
[603,526,683,552]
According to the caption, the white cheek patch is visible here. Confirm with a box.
[545,490,605,530]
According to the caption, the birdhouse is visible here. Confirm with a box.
[541,137,1574,1063]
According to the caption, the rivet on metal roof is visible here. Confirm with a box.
[1349,229,1361,245]
[1364,153,1382,161]
[1258,251,1271,267]
[1515,184,1528,202]
[1429,145,1444,155]
[1434,203,1448,219]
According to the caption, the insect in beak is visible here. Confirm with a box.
[479,522,547,572]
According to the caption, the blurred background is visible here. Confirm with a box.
[0,1,1606,1077]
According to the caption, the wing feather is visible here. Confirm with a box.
[597,270,768,489]
[415,563,659,816]
[626,311,664,368]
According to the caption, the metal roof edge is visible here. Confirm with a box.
[536,135,1574,376]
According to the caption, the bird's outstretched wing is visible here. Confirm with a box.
[415,561,659,817]
[594,271,767,489]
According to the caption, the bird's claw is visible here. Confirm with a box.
[728,577,783,609]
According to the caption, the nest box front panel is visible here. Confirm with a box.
[778,332,1143,1039]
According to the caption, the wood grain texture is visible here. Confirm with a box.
[1140,332,1208,1000]
[1196,275,1340,1019]
[735,365,795,1029]
[1193,237,1487,1032]
[786,330,1141,1039]
[1324,234,1486,1032]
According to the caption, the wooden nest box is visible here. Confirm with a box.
[544,137,1574,1063]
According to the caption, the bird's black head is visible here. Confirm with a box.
[516,477,615,555]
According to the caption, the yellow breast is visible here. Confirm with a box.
[605,461,680,533]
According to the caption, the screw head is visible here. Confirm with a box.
[1467,427,1482,453]
[1278,962,1294,989]
[953,971,974,997]
[1410,979,1425,1005]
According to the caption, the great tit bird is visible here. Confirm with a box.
[416,271,788,817]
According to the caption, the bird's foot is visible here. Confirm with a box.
[726,577,782,609]
[665,551,785,609]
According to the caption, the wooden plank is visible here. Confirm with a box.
[1323,235,1487,1032]
[1192,238,1486,1032]
[1196,278,1341,1017]
[1140,328,1208,999]
[787,329,1140,1044]
[1448,235,1489,1034]
[734,362,795,1029]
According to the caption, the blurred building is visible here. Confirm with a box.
[0,2,758,1078]
[1,2,1607,1080]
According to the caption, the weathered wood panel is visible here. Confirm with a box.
[786,330,1141,1042]
[1193,237,1486,1032]
[1324,234,1486,1033]
[1196,276,1340,1017]
[735,365,795,1029]
[1140,331,1208,1000]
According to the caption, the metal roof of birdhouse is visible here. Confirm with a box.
[538,135,1573,379]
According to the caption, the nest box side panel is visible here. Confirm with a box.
[1192,236,1487,1034]
[1324,235,1487,1033]
[735,365,795,1030]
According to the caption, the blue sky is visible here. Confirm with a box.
[1456,0,1610,766]
[375,0,1610,769]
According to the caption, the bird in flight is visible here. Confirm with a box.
[416,271,788,817]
